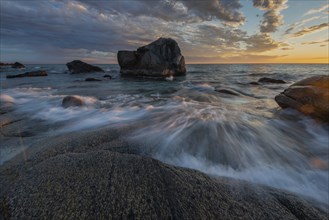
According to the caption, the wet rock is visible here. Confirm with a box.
[117,38,186,78]
[258,77,286,84]
[11,62,25,69]
[275,75,329,122]
[1,150,327,219]
[6,71,47,78]
[85,78,101,82]
[62,95,84,108]
[66,60,104,74]
[0,95,15,114]
[249,82,260,85]
[215,88,240,96]
[103,74,112,79]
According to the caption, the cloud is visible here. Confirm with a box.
[253,0,287,10]
[304,4,329,16]
[244,33,288,52]
[180,0,245,25]
[191,25,287,54]
[253,0,288,33]
[291,23,329,38]
[75,0,245,25]
[284,16,320,35]
[301,39,329,45]
[0,0,290,64]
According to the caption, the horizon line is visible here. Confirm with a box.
[2,62,328,65]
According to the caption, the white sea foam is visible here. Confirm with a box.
[129,99,329,206]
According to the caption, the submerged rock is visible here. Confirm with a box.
[117,38,186,78]
[85,78,101,82]
[66,60,104,74]
[275,75,329,122]
[215,88,240,96]
[11,62,25,69]
[103,74,112,79]
[258,77,286,84]
[62,95,84,108]
[6,70,47,78]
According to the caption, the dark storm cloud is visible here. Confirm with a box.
[253,0,287,33]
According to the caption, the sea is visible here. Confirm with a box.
[1,64,328,206]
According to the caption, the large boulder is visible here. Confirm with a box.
[275,75,329,122]
[117,38,186,78]
[11,62,25,69]
[66,60,104,74]
[6,70,47,78]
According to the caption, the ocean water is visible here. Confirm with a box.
[1,64,328,206]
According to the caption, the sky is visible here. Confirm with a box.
[0,0,328,64]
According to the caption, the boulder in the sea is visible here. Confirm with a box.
[258,77,286,84]
[66,60,104,74]
[85,78,101,82]
[117,38,186,78]
[6,71,47,78]
[62,95,84,108]
[11,62,25,69]
[275,75,329,122]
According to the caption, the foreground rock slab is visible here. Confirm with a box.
[1,150,327,219]
[275,75,329,122]
[6,70,47,78]
[66,60,104,74]
[117,38,186,78]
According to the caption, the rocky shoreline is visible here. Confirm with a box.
[0,112,328,219]
[1,38,328,219]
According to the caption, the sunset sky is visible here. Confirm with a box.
[1,0,328,64]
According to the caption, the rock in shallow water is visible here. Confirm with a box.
[85,78,101,81]
[117,38,186,78]
[66,60,104,74]
[62,95,84,108]
[258,77,286,84]
[275,75,329,122]
[6,70,47,78]
[11,62,25,69]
